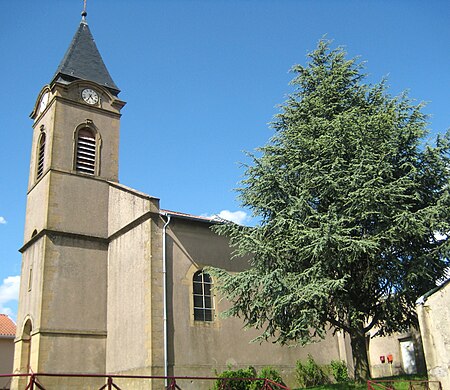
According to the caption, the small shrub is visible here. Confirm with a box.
[329,360,349,383]
[250,366,286,390]
[295,354,329,388]
[212,367,256,390]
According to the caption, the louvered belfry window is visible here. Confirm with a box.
[76,128,96,175]
[37,133,46,179]
[193,270,214,321]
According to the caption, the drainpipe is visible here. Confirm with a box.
[162,213,171,387]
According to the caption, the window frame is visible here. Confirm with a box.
[192,270,215,322]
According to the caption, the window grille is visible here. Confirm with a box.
[37,133,46,179]
[193,270,214,321]
[76,128,96,175]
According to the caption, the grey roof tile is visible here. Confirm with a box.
[52,19,120,95]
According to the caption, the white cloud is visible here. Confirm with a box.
[215,210,249,225]
[0,216,6,224]
[0,276,20,318]
[1,307,14,318]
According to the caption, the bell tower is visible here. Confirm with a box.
[14,10,125,388]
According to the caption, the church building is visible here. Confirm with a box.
[13,10,418,390]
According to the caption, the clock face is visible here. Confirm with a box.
[39,92,49,114]
[82,88,99,105]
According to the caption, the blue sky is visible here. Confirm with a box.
[0,0,449,320]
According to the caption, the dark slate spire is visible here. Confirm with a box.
[52,13,120,95]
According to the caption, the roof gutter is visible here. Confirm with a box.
[0,334,15,339]
[160,209,222,225]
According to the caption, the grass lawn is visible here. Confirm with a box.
[293,383,366,390]
[294,374,428,390]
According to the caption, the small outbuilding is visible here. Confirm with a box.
[416,279,450,389]
[0,314,16,389]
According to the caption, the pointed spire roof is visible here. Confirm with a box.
[52,13,120,95]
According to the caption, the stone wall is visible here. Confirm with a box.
[417,280,450,389]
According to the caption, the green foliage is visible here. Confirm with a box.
[212,367,256,390]
[212,366,285,390]
[249,366,286,390]
[295,355,329,388]
[329,360,349,383]
[208,39,450,381]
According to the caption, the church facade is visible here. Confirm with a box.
[13,12,422,390]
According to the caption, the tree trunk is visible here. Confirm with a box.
[350,328,370,382]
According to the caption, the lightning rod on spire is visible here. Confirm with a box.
[81,0,87,21]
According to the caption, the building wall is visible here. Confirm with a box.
[23,174,50,241]
[107,220,155,373]
[0,337,15,389]
[16,238,45,336]
[14,236,45,387]
[17,170,110,378]
[13,232,108,390]
[43,172,109,237]
[39,234,107,335]
[106,184,165,389]
[167,217,347,389]
[367,328,425,378]
[417,281,450,389]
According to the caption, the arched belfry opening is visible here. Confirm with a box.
[36,132,46,180]
[75,127,98,175]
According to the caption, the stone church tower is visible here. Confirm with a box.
[14,10,169,389]
[13,11,127,388]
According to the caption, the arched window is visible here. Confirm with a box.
[75,128,96,175]
[36,133,46,179]
[193,270,214,321]
[21,319,32,373]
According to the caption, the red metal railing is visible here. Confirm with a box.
[0,373,291,390]
[367,379,442,390]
